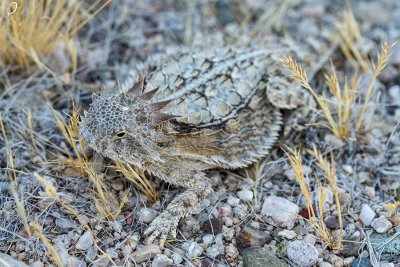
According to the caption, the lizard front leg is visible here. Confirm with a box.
[144,171,212,246]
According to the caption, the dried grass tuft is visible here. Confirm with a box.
[284,146,343,250]
[281,41,393,140]
[0,0,111,72]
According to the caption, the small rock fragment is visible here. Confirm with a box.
[261,196,299,229]
[171,253,183,264]
[183,241,203,258]
[227,195,240,206]
[219,205,233,217]
[287,240,319,267]
[359,204,376,226]
[243,247,288,267]
[201,218,223,234]
[225,243,239,265]
[236,226,272,251]
[278,230,297,240]
[325,216,340,230]
[75,231,93,251]
[237,189,253,202]
[341,235,362,257]
[132,245,161,263]
[151,254,173,267]
[137,208,157,223]
[371,216,392,233]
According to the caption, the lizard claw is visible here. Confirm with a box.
[144,212,179,246]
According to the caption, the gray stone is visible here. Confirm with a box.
[287,240,319,267]
[132,245,161,263]
[75,231,93,251]
[359,204,375,226]
[243,247,288,267]
[0,253,28,267]
[371,216,392,233]
[341,235,362,257]
[261,196,299,229]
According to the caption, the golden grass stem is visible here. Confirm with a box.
[31,219,63,267]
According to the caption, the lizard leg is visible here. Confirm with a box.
[144,172,212,246]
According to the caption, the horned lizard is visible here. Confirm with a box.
[79,27,336,245]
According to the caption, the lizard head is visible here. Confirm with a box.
[79,78,174,167]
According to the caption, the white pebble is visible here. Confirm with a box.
[371,216,392,233]
[227,195,240,207]
[278,229,297,240]
[151,254,173,267]
[359,204,376,226]
[237,189,253,202]
[171,253,183,264]
[137,208,157,223]
[183,242,203,258]
[202,234,214,246]
[261,196,299,229]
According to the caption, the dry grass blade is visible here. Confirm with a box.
[283,146,343,249]
[0,0,111,71]
[114,162,158,203]
[51,104,129,221]
[356,42,391,131]
[281,56,340,137]
[51,104,88,174]
[0,116,31,237]
[30,219,63,267]
[336,9,369,72]
[308,145,343,249]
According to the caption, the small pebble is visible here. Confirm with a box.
[359,204,376,226]
[183,241,203,258]
[171,253,183,264]
[202,234,214,246]
[278,229,297,239]
[371,216,392,233]
[343,165,353,175]
[151,254,173,267]
[137,208,157,223]
[237,189,253,202]
[75,231,93,251]
[287,240,319,267]
[132,245,161,263]
[227,195,240,206]
[236,226,272,251]
[225,243,239,265]
[261,196,299,229]
[328,254,344,267]
[219,205,233,217]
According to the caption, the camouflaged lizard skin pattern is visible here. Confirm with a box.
[79,15,337,245]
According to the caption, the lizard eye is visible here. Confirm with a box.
[115,130,128,138]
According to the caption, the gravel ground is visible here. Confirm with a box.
[1,0,400,266]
